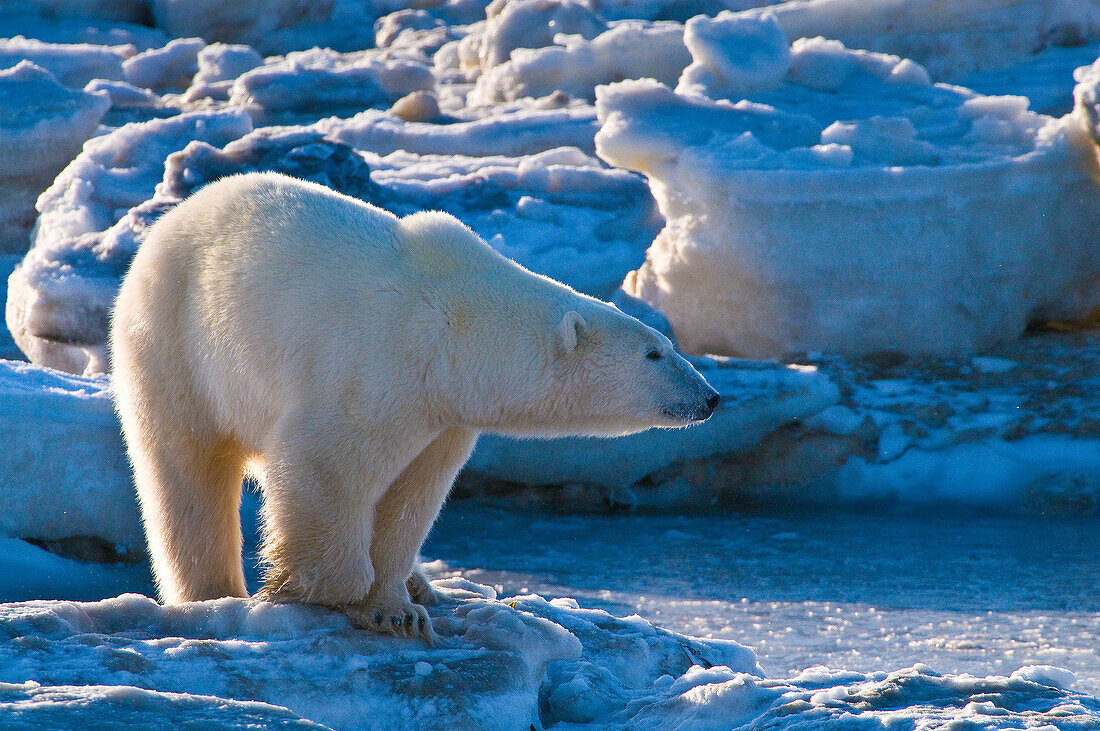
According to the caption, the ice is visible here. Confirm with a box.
[0,61,110,253]
[0,586,1093,728]
[676,11,790,99]
[0,361,139,549]
[739,0,1100,82]
[226,48,436,124]
[472,20,690,103]
[317,105,600,156]
[6,109,253,375]
[181,42,264,102]
[0,36,129,88]
[597,31,1100,358]
[121,36,205,91]
[0,682,325,728]
[0,584,759,729]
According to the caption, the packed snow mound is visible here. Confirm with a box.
[0,36,129,88]
[7,119,657,373]
[601,663,1100,730]
[315,106,600,156]
[225,47,436,124]
[0,61,109,253]
[741,0,1100,81]
[477,0,607,68]
[121,36,204,90]
[0,360,140,548]
[471,20,690,103]
[5,109,253,375]
[467,356,838,493]
[0,588,1094,729]
[597,31,1100,358]
[0,682,325,729]
[0,585,758,730]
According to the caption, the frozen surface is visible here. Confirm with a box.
[0,61,109,253]
[424,504,1100,700]
[0,584,759,730]
[0,511,1097,728]
[598,30,1100,358]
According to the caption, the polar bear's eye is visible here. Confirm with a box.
[646,349,662,361]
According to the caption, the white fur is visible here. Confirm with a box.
[110,172,716,639]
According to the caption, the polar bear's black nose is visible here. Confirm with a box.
[706,393,721,411]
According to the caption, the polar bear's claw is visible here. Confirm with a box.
[345,598,435,644]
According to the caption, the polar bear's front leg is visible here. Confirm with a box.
[344,427,478,640]
[256,420,433,609]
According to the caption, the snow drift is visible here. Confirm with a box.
[597,19,1100,358]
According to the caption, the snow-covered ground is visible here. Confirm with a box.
[2,0,1100,726]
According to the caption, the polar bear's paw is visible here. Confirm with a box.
[344,597,436,644]
[406,568,446,607]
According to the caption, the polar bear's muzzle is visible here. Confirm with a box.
[662,388,720,422]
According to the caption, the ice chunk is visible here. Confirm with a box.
[471,20,690,103]
[317,105,600,156]
[227,48,435,123]
[122,37,205,91]
[0,36,129,88]
[740,0,1100,81]
[6,110,253,374]
[676,12,790,99]
[0,582,770,729]
[0,361,140,548]
[478,0,607,68]
[0,62,109,254]
[597,39,1100,358]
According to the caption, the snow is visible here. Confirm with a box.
[0,36,129,88]
[0,585,759,729]
[0,361,139,549]
[0,61,109,253]
[6,109,253,375]
[597,30,1100,358]
[739,0,1100,82]
[0,576,1094,729]
[226,48,436,124]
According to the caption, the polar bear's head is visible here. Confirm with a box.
[537,303,721,437]
[463,295,720,439]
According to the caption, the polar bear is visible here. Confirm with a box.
[110,172,719,641]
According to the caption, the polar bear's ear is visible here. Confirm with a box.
[558,311,587,352]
